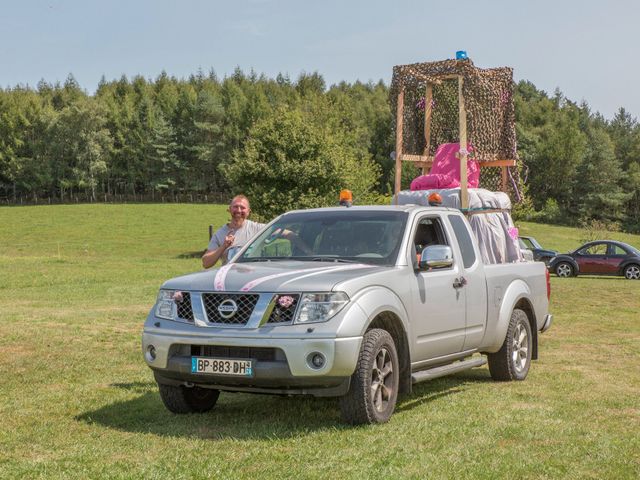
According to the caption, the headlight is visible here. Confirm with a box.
[155,290,178,320]
[294,292,349,324]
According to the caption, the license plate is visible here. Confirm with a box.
[191,357,253,376]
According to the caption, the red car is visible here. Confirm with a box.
[549,240,640,279]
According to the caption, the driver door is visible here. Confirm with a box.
[577,243,608,274]
[409,216,466,361]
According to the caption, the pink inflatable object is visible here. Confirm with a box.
[410,143,480,191]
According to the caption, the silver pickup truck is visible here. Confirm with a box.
[142,205,552,424]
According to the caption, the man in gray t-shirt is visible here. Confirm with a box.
[202,195,266,268]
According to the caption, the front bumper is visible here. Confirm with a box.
[142,326,362,396]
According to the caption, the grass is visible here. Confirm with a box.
[0,204,639,479]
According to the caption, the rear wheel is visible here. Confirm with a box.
[555,261,574,278]
[624,264,640,280]
[488,309,532,381]
[158,384,220,413]
[339,329,399,425]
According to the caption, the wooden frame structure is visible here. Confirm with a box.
[391,58,518,209]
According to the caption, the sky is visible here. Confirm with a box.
[1,0,638,120]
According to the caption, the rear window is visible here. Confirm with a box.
[448,215,476,268]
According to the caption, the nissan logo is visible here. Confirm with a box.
[217,299,238,319]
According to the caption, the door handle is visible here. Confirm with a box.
[453,277,467,289]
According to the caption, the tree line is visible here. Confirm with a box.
[1,69,639,230]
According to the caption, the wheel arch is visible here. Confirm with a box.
[619,260,640,276]
[551,256,579,276]
[367,311,412,395]
[336,287,412,395]
[482,279,536,354]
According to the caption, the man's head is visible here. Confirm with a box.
[228,195,251,222]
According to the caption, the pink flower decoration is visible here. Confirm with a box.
[508,227,519,241]
[172,291,184,303]
[416,97,425,110]
[277,295,295,309]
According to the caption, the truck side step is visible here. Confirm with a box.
[411,357,487,384]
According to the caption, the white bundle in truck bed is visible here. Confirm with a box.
[394,188,523,264]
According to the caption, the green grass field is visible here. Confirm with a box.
[0,204,638,479]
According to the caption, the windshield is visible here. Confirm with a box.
[520,237,542,249]
[237,210,408,266]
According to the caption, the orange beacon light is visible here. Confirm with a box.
[428,192,443,206]
[339,189,353,207]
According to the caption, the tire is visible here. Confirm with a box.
[555,261,574,278]
[624,264,640,280]
[158,384,220,414]
[488,309,532,381]
[339,329,399,425]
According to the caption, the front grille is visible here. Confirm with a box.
[268,294,300,324]
[191,345,278,362]
[176,292,194,321]
[202,293,259,325]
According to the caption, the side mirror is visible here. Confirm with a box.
[419,245,454,270]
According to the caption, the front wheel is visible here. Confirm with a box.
[624,264,640,280]
[339,329,399,425]
[158,384,220,414]
[555,261,574,278]
[488,309,532,381]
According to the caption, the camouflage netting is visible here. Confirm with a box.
[390,58,523,197]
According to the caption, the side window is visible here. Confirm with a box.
[581,244,607,255]
[413,217,447,254]
[413,217,449,267]
[448,214,477,269]
[610,244,627,256]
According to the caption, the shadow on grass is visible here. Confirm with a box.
[554,275,628,281]
[77,371,490,438]
[397,368,492,413]
[76,385,343,439]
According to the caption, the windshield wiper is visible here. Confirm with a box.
[310,257,358,263]
[239,256,359,264]
[238,257,289,263]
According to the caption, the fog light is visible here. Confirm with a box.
[146,345,157,362]
[307,352,326,369]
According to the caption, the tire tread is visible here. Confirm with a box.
[488,309,531,381]
[158,384,219,414]
[339,329,398,425]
